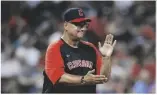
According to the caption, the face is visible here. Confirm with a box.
[64,21,89,41]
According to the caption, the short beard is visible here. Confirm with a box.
[73,37,81,41]
[69,34,81,42]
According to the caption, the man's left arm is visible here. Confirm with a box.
[98,34,117,82]
[100,56,111,82]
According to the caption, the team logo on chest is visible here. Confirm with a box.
[67,60,93,70]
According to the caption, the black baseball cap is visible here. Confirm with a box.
[63,8,91,23]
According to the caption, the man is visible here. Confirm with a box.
[42,8,116,93]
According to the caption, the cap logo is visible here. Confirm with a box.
[78,9,83,16]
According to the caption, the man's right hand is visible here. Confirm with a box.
[83,69,108,85]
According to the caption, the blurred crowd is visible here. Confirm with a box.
[1,1,156,93]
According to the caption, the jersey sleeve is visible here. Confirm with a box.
[89,43,102,75]
[95,48,102,75]
[45,42,65,85]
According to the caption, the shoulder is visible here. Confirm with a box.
[80,40,102,56]
[80,40,98,50]
[47,39,64,52]
[81,40,96,48]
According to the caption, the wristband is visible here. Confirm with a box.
[81,76,85,84]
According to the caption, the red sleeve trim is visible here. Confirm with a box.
[81,41,102,75]
[45,40,65,84]
[46,68,64,84]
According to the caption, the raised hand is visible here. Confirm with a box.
[98,34,116,57]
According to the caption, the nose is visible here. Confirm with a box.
[81,27,87,32]
[77,26,87,32]
[78,29,85,33]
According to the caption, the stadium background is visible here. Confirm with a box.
[1,1,156,93]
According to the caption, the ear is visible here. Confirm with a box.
[64,22,68,30]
